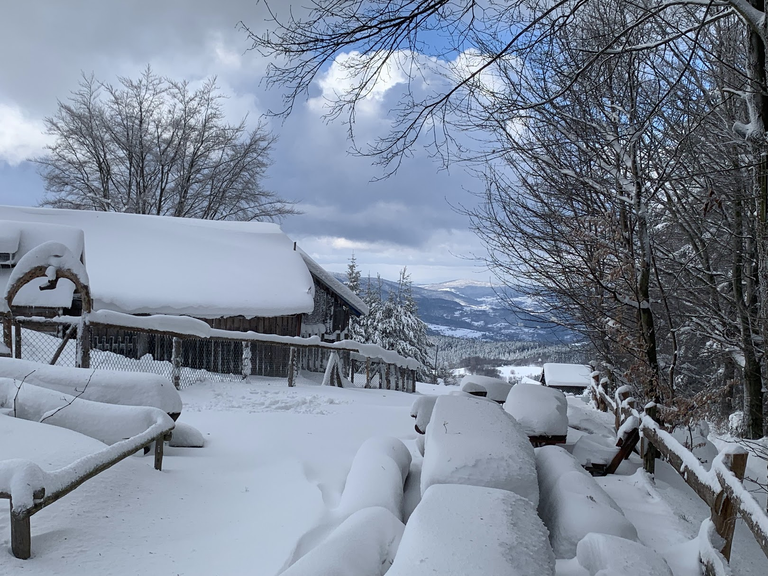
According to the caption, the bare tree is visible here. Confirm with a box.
[36,66,296,221]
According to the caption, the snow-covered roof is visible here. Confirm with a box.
[0,206,315,318]
[542,363,593,389]
[298,248,368,316]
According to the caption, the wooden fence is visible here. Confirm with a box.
[590,381,768,574]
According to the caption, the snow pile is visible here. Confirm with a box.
[460,380,487,396]
[505,383,568,437]
[0,356,182,416]
[281,507,404,576]
[459,374,511,402]
[575,533,673,576]
[168,421,205,448]
[410,395,437,433]
[671,421,718,470]
[421,395,538,505]
[387,484,555,576]
[337,436,412,521]
[0,377,174,445]
[536,446,637,558]
[571,434,619,467]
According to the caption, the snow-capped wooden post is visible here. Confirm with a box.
[11,508,32,560]
[287,346,298,387]
[614,387,633,431]
[171,337,182,390]
[712,451,748,561]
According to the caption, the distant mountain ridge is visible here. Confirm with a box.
[333,273,576,343]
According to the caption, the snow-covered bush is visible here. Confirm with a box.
[337,436,412,521]
[505,383,568,437]
[536,445,637,558]
[0,356,182,417]
[387,484,555,576]
[421,395,538,505]
[280,507,404,576]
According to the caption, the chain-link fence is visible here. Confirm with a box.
[13,321,248,389]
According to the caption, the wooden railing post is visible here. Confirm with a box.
[643,404,660,475]
[154,434,166,471]
[385,364,391,390]
[615,388,632,431]
[713,451,748,561]
[2,316,12,354]
[10,508,31,560]
[77,320,91,369]
[365,358,371,389]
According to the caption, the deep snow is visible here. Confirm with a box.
[0,372,766,576]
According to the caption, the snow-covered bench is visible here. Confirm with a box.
[387,484,555,575]
[505,383,568,446]
[421,395,539,505]
[0,383,175,559]
[459,375,512,403]
[0,356,182,419]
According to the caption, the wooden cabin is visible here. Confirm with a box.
[0,206,363,378]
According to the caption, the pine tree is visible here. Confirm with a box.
[346,253,361,295]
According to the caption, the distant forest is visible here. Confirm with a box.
[429,335,591,371]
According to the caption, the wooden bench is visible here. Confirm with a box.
[1,418,173,559]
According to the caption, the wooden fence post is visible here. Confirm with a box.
[385,364,391,390]
[713,451,749,561]
[365,358,371,389]
[154,434,165,471]
[242,341,252,379]
[10,509,31,560]
[77,320,91,369]
[643,404,660,475]
[13,320,22,359]
[171,337,182,390]
[615,388,632,431]
[288,346,297,387]
[2,316,11,354]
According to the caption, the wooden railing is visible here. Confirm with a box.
[590,380,768,574]
[1,414,173,559]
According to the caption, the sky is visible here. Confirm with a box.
[0,0,493,285]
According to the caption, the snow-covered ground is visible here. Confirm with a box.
[1,372,767,575]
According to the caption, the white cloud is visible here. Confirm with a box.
[0,103,51,166]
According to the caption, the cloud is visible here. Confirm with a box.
[0,103,51,166]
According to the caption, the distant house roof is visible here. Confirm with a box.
[0,205,315,319]
[542,363,592,389]
[298,248,368,316]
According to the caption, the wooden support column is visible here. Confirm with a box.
[171,337,182,390]
[385,364,391,390]
[411,370,416,393]
[288,346,297,387]
[365,358,371,389]
[10,509,31,560]
[350,359,356,385]
[713,451,748,561]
